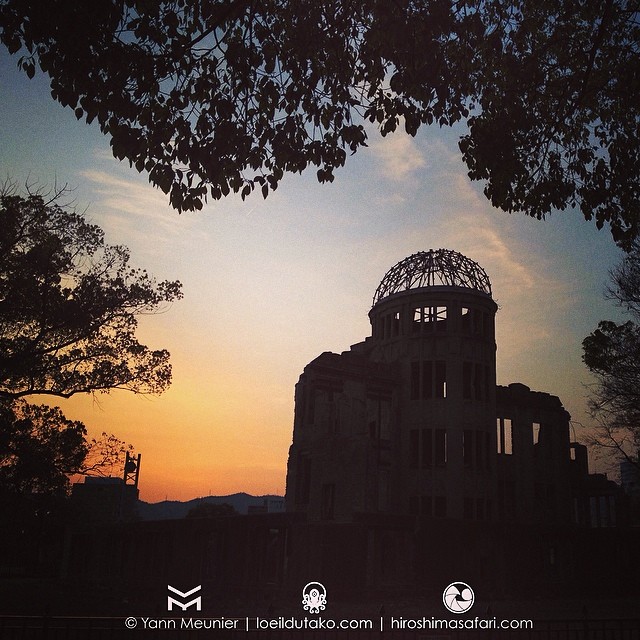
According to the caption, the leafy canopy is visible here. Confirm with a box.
[0,190,183,400]
[1,1,639,246]
[0,399,87,494]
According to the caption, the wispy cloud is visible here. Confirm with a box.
[81,169,171,219]
[370,132,427,182]
[80,167,209,253]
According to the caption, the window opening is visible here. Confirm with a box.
[533,422,541,445]
[434,496,447,518]
[435,429,447,465]
[463,430,473,467]
[461,307,471,333]
[320,483,335,520]
[497,418,513,455]
[412,306,447,332]
[435,361,446,398]
[463,362,472,399]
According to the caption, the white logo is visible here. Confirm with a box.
[167,584,202,611]
[442,582,474,614]
[302,582,327,614]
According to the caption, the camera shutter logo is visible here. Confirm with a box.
[167,584,202,611]
[302,582,327,614]
[442,582,474,614]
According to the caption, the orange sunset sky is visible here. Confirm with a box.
[1,51,625,503]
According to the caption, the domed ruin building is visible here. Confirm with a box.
[285,249,589,526]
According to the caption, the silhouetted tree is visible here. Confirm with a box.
[0,400,137,579]
[0,188,182,400]
[82,431,135,478]
[583,240,640,469]
[0,400,136,496]
[186,502,237,518]
[1,1,638,246]
[0,186,178,494]
[0,400,87,495]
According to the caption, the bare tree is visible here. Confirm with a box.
[583,240,640,470]
[81,432,135,478]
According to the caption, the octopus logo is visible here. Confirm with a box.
[302,582,327,614]
[442,582,475,614]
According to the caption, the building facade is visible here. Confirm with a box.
[285,249,582,526]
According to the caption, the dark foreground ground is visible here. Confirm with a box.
[1,578,639,639]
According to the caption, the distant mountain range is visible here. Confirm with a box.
[136,492,284,520]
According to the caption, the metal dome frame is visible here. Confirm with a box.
[372,249,492,306]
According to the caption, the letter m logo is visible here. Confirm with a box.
[167,584,202,611]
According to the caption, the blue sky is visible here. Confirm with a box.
[0,50,625,501]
